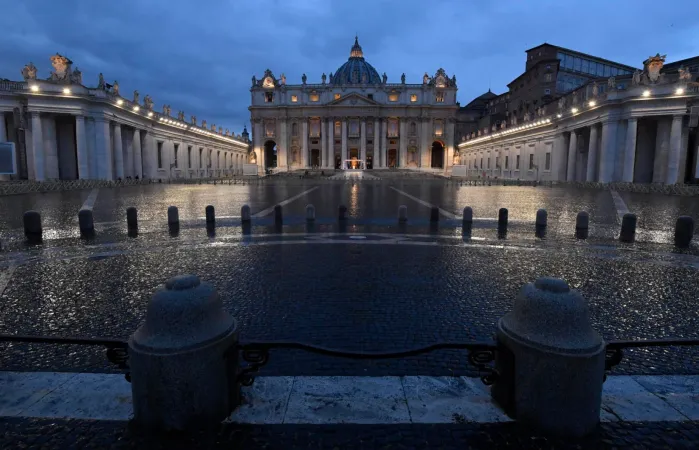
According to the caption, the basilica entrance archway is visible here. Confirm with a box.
[264,140,277,168]
[431,141,445,169]
[310,149,321,168]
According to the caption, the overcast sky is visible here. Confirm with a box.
[2,0,697,133]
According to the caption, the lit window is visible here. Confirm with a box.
[334,93,341,100]
[388,119,399,137]
[291,95,298,103]
[433,120,444,136]
[410,94,417,102]
[309,92,319,102]
[436,91,444,103]
[310,118,321,137]
[334,121,341,135]
[388,93,399,102]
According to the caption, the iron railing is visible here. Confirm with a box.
[0,334,130,380]
[604,337,699,374]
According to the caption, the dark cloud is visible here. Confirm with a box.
[1,0,697,131]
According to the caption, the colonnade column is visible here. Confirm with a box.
[381,119,387,169]
[373,118,380,168]
[399,120,407,168]
[552,133,566,181]
[341,120,348,169]
[320,119,327,169]
[302,119,308,169]
[666,114,684,184]
[30,112,45,181]
[327,118,334,169]
[133,129,143,178]
[566,130,577,181]
[113,123,124,179]
[75,115,89,179]
[43,116,59,179]
[586,124,599,182]
[622,118,638,182]
[93,118,112,180]
[360,120,366,168]
[598,120,618,183]
[0,112,7,141]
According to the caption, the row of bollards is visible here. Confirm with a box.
[16,207,698,248]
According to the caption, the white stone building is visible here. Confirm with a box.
[457,54,699,184]
[0,53,250,181]
[249,38,459,174]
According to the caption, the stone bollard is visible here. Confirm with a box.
[127,207,138,230]
[430,206,439,223]
[205,205,216,225]
[129,275,238,431]
[619,213,636,243]
[306,204,315,222]
[338,205,347,221]
[78,208,94,235]
[498,208,508,237]
[23,210,42,241]
[167,206,179,226]
[240,205,251,224]
[492,277,605,438]
[398,205,408,223]
[674,216,695,248]
[462,206,473,235]
[535,209,547,238]
[274,205,283,226]
[575,211,589,239]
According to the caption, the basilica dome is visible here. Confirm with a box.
[331,37,382,85]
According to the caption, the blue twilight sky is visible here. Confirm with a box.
[1,0,697,133]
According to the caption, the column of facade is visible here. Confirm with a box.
[420,119,430,168]
[252,120,264,174]
[586,124,599,182]
[279,120,288,169]
[373,118,380,168]
[665,114,684,184]
[622,118,638,182]
[566,131,577,181]
[653,118,671,183]
[445,119,455,174]
[341,120,348,168]
[0,112,7,141]
[399,119,407,168]
[112,122,124,179]
[93,118,112,180]
[326,118,334,169]
[43,116,59,179]
[381,119,388,169]
[133,130,143,179]
[73,115,88,179]
[301,119,309,168]
[30,113,45,181]
[598,120,619,183]
[360,120,367,168]
[320,119,327,169]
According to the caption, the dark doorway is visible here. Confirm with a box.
[311,149,320,168]
[387,149,397,168]
[367,154,373,169]
[264,140,277,168]
[431,141,445,169]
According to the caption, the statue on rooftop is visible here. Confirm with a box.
[21,62,37,81]
[423,72,429,84]
[113,80,120,96]
[133,90,139,104]
[678,65,691,82]
[632,69,642,86]
[177,111,184,121]
[202,120,207,128]
[383,72,388,84]
[48,53,72,82]
[70,67,82,85]
[322,73,326,84]
[591,83,599,97]
[191,115,197,125]
[97,73,105,89]
[251,75,256,87]
[281,73,286,85]
[211,123,216,131]
[607,76,616,90]
[302,73,307,84]
[143,95,153,110]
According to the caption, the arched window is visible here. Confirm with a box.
[292,122,298,136]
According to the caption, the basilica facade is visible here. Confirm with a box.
[249,38,459,174]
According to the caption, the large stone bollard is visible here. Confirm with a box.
[398,205,408,223]
[492,277,605,438]
[338,204,347,221]
[129,275,238,431]
[23,210,42,241]
[78,208,94,235]
[462,206,473,235]
[619,213,636,243]
[167,206,179,226]
[240,205,251,223]
[430,206,439,223]
[274,204,283,226]
[306,204,315,222]
[205,205,216,225]
[127,207,138,230]
[535,209,547,238]
[498,208,508,237]
[575,211,589,239]
[674,216,695,248]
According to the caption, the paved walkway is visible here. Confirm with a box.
[1,371,697,423]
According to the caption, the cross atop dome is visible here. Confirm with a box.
[350,35,364,59]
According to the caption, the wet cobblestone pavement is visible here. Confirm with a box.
[1,417,698,449]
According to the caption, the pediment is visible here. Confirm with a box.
[328,93,379,106]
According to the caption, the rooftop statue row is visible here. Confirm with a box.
[18,53,245,140]
[251,68,457,88]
